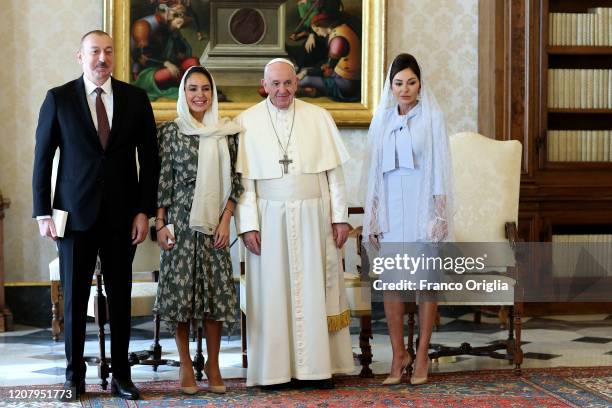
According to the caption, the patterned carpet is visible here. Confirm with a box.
[0,367,610,407]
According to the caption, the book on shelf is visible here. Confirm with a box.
[594,69,600,108]
[601,70,609,109]
[572,129,580,161]
[551,12,557,45]
[548,130,612,162]
[561,68,572,108]
[574,69,581,108]
[555,69,561,108]
[580,13,586,46]
[569,68,575,104]
[601,69,606,108]
[549,8,611,46]
[599,69,606,108]
[548,129,556,161]
[559,131,566,161]
[566,12,572,45]
[605,8,610,46]
[609,70,612,108]
[548,69,612,109]
[581,69,588,108]
[571,13,577,46]
[566,131,572,161]
[597,131,604,161]
[587,69,594,109]
[588,13,594,46]
[582,130,589,161]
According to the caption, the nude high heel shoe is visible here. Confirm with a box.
[410,357,431,386]
[204,362,227,394]
[382,354,413,385]
[179,363,198,395]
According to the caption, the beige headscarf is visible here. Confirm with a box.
[175,66,243,235]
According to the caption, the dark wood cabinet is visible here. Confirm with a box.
[479,0,612,312]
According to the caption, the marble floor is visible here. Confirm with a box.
[1,308,611,387]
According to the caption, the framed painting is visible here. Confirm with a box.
[104,0,385,126]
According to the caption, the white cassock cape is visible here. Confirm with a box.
[235,98,354,386]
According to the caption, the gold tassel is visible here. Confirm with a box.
[327,309,351,332]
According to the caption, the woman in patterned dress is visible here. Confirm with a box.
[153,66,243,394]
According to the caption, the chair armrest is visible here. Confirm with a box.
[349,225,362,238]
[348,207,364,215]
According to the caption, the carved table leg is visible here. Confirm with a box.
[94,280,109,390]
[513,303,524,375]
[150,314,162,371]
[241,310,248,368]
[358,315,373,377]
[194,323,205,381]
[51,280,61,341]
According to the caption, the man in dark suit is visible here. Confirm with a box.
[32,30,159,400]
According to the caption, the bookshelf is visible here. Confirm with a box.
[543,0,612,167]
[478,0,612,314]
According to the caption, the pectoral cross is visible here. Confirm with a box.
[279,153,293,174]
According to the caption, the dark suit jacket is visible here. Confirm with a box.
[32,76,159,231]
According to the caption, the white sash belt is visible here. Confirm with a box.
[256,174,322,201]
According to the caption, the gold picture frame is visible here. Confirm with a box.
[104,0,385,127]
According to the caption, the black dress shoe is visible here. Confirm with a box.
[60,380,85,401]
[111,377,140,400]
[307,379,335,389]
[259,381,293,391]
[292,378,335,389]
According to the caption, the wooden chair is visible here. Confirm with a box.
[83,261,166,389]
[343,209,375,378]
[407,132,524,374]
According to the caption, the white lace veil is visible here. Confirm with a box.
[361,60,454,242]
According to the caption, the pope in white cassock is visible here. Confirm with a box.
[235,58,355,387]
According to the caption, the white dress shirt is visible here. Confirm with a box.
[83,75,114,131]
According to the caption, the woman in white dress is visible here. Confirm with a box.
[362,53,453,385]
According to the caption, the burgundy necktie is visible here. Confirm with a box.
[94,87,110,149]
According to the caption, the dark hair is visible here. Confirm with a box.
[389,53,421,83]
[80,30,111,46]
[183,66,213,87]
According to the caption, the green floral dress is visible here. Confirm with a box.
[153,121,243,332]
